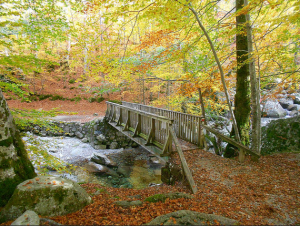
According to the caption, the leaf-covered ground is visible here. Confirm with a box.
[1,145,299,225]
[26,150,300,225]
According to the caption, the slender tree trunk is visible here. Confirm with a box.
[245,0,261,155]
[224,0,251,161]
[188,3,241,145]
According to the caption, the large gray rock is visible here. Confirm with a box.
[262,100,287,118]
[261,116,300,155]
[145,210,239,225]
[0,176,92,223]
[279,98,294,109]
[75,131,84,139]
[91,153,116,167]
[292,94,300,104]
[85,162,118,177]
[11,210,39,226]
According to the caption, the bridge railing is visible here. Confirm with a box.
[122,101,204,147]
[106,101,197,193]
[106,101,174,150]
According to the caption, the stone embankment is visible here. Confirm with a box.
[21,117,138,150]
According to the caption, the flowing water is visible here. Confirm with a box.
[22,132,163,189]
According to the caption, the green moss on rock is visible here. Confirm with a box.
[144,192,193,203]
[261,116,300,155]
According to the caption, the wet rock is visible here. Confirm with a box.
[287,104,298,111]
[96,134,106,142]
[81,138,88,143]
[279,98,294,109]
[75,131,84,139]
[262,100,287,118]
[91,153,117,167]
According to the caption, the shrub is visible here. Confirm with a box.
[96,96,104,103]
[69,78,76,84]
[50,95,65,101]
[88,97,96,103]
[39,94,52,101]
[70,97,81,102]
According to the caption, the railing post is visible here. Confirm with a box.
[146,118,155,145]
[133,113,141,137]
[116,107,122,126]
[123,110,130,131]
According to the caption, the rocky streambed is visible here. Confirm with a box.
[22,133,163,189]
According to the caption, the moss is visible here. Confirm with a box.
[0,128,36,207]
[53,188,68,204]
[144,193,192,203]
[0,137,13,147]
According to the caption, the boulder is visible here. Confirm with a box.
[84,162,118,177]
[145,210,239,225]
[0,176,92,223]
[110,141,118,149]
[262,100,287,118]
[292,94,300,104]
[96,134,106,142]
[287,104,298,111]
[91,153,116,167]
[261,116,300,155]
[11,210,40,226]
[279,98,294,109]
[75,131,84,139]
[81,138,88,143]
[290,110,299,117]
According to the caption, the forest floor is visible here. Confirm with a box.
[2,72,300,225]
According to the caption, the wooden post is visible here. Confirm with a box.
[169,125,197,194]
[116,108,122,126]
[133,113,141,137]
[146,118,155,145]
[123,110,130,131]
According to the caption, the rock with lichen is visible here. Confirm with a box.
[0,176,92,223]
[0,89,36,207]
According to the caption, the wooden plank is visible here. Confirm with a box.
[169,126,197,194]
[202,125,260,158]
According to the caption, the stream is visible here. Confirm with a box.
[22,132,163,189]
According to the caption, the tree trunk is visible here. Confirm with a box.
[0,89,36,207]
[224,0,251,161]
[245,0,261,155]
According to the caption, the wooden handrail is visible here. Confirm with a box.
[107,101,174,123]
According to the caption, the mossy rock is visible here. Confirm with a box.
[0,176,92,223]
[144,192,193,203]
[145,210,239,225]
[261,116,300,155]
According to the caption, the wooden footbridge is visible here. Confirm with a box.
[105,101,260,194]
